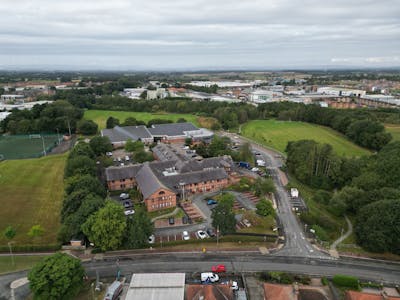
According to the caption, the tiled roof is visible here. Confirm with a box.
[264,283,296,300]
[346,291,400,300]
[185,284,233,300]
[148,122,198,136]
[105,164,143,181]
[135,162,170,199]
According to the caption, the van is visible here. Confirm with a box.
[201,272,219,283]
[103,280,123,300]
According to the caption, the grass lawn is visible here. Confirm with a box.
[84,110,199,130]
[385,124,400,141]
[241,120,370,157]
[0,154,66,246]
[0,255,47,274]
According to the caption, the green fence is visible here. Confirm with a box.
[0,134,63,160]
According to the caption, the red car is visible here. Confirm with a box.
[211,264,226,273]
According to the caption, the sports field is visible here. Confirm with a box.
[0,134,61,160]
[0,154,66,246]
[385,124,400,141]
[84,110,199,129]
[241,120,370,157]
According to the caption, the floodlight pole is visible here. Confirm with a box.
[41,136,46,156]
[8,242,15,266]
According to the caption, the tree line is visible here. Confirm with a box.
[286,139,400,254]
[59,136,153,251]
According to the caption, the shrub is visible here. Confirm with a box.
[332,274,359,289]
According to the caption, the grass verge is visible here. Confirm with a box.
[0,255,46,274]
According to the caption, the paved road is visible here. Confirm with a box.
[83,253,400,284]
[222,132,329,259]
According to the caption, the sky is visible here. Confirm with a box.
[0,0,399,70]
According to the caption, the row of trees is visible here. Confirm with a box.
[106,116,187,129]
[287,140,400,254]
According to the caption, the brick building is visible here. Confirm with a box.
[105,155,234,212]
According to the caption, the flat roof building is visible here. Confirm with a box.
[125,273,185,300]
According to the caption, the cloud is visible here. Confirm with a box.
[0,0,399,69]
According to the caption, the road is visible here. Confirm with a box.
[222,132,329,259]
[83,253,400,284]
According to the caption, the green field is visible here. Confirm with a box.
[0,154,66,246]
[0,255,47,274]
[242,120,370,157]
[386,124,400,141]
[84,110,199,129]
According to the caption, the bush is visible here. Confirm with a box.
[77,119,98,135]
[321,277,329,286]
[332,274,359,289]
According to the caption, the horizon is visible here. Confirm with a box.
[0,0,399,70]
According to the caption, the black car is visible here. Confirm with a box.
[206,228,216,237]
[123,200,132,208]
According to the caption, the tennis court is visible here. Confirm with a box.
[0,134,62,160]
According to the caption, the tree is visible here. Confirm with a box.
[253,178,275,197]
[133,150,154,163]
[28,225,44,238]
[375,141,400,188]
[68,142,95,159]
[125,139,144,152]
[3,225,16,240]
[89,136,113,156]
[185,137,192,146]
[123,208,154,249]
[65,174,106,198]
[28,253,85,300]
[106,116,120,129]
[211,194,236,235]
[122,117,138,126]
[82,201,126,251]
[177,118,187,123]
[64,155,96,178]
[77,119,98,135]
[256,199,275,217]
[355,199,400,254]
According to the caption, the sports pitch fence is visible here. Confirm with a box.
[0,134,63,160]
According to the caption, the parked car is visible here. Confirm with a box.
[197,230,208,239]
[123,200,132,208]
[207,199,218,205]
[211,264,226,273]
[206,228,216,237]
[117,157,122,162]
[106,152,113,157]
[103,280,123,300]
[124,209,135,216]
[242,219,251,227]
[119,193,130,200]
[201,272,219,283]
[182,231,190,240]
[125,155,130,161]
[148,234,155,244]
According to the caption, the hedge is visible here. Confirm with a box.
[332,274,359,289]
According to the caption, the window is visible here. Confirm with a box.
[159,191,165,195]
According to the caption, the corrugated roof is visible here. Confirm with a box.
[148,122,198,136]
[126,273,185,300]
[101,125,152,143]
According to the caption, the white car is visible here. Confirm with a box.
[119,193,130,200]
[106,152,113,157]
[148,234,155,244]
[197,230,208,239]
[124,209,135,216]
[182,231,190,241]
[125,155,130,161]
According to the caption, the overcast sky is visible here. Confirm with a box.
[0,0,399,70]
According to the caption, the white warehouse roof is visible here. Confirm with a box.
[125,273,185,300]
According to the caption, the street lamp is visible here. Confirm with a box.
[8,241,15,266]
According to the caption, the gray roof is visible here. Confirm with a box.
[126,273,185,300]
[101,125,152,143]
[135,162,170,199]
[160,168,228,191]
[148,122,198,136]
[105,164,143,181]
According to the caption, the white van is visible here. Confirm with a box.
[201,272,219,283]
